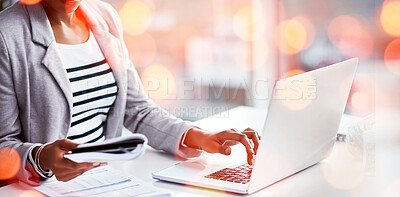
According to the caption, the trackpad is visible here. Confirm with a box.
[178,161,206,171]
[170,161,207,177]
[153,161,208,180]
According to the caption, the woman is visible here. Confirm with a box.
[0,0,259,185]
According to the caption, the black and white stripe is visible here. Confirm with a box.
[65,59,118,144]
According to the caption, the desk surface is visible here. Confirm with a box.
[0,106,387,196]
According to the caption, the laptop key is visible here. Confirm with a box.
[204,163,254,184]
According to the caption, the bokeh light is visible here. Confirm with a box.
[140,64,176,101]
[380,1,400,37]
[292,16,315,50]
[351,91,370,111]
[124,33,157,68]
[232,7,253,42]
[384,39,400,75]
[321,150,364,190]
[347,74,375,116]
[275,74,316,111]
[232,5,265,42]
[19,0,41,5]
[355,30,374,59]
[328,15,374,59]
[275,19,308,55]
[328,15,362,48]
[280,69,306,79]
[0,147,21,180]
[119,1,152,36]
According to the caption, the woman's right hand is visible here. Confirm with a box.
[35,139,106,182]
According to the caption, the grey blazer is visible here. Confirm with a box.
[0,0,199,184]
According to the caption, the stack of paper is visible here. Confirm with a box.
[64,134,148,162]
[34,166,169,196]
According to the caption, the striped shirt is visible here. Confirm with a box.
[56,30,118,144]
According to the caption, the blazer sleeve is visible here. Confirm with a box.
[0,31,42,185]
[98,2,202,158]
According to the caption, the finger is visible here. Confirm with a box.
[245,128,261,140]
[55,161,105,181]
[243,131,260,154]
[220,133,254,153]
[222,140,239,147]
[78,161,107,169]
[230,128,239,132]
[238,134,255,165]
[218,145,231,155]
[62,158,100,170]
[58,139,79,151]
[220,132,254,164]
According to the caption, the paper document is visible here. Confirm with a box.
[64,134,148,162]
[34,166,169,197]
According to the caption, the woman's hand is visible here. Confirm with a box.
[183,128,261,165]
[35,139,107,182]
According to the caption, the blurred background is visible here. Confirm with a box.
[1,0,400,192]
[1,0,398,122]
[98,0,397,122]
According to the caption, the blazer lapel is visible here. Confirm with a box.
[41,43,74,115]
[26,3,73,131]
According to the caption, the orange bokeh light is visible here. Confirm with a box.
[384,39,400,75]
[232,7,254,42]
[19,0,41,5]
[275,74,316,111]
[280,69,306,79]
[119,1,152,36]
[351,91,370,111]
[328,15,374,59]
[380,1,400,37]
[0,147,21,180]
[328,15,363,48]
[140,64,176,101]
[292,16,315,50]
[275,19,308,55]
[232,5,265,42]
[124,33,157,68]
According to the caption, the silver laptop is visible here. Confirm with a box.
[152,58,358,194]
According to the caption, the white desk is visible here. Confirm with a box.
[0,106,393,196]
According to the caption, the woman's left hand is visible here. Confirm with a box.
[183,128,261,165]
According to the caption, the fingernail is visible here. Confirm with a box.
[100,162,108,166]
[93,162,100,166]
[225,148,229,154]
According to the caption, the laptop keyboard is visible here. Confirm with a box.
[204,163,253,184]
